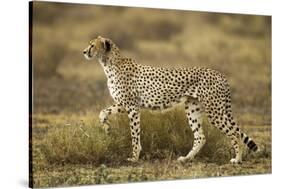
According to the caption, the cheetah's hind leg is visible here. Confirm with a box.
[205,102,243,164]
[177,98,206,163]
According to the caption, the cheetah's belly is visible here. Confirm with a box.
[139,94,187,110]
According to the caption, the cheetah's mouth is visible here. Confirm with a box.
[85,51,92,60]
[84,48,94,60]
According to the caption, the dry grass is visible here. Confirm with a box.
[31,109,271,187]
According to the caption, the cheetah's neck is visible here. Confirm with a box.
[98,52,123,80]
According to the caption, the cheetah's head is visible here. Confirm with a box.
[83,36,113,60]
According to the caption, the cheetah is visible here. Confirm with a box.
[83,36,258,164]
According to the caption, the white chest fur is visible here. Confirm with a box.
[100,62,119,101]
[107,77,118,100]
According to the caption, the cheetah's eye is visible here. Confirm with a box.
[89,40,94,45]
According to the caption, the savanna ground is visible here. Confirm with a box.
[30,2,271,188]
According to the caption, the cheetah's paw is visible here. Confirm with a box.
[127,157,138,162]
[230,158,242,164]
[100,121,110,134]
[177,155,194,163]
[177,156,186,163]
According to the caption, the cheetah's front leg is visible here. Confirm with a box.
[99,103,125,133]
[126,108,142,162]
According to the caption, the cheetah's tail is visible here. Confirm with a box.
[240,132,258,152]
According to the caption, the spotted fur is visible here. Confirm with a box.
[83,36,258,164]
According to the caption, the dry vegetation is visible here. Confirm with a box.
[31,2,271,188]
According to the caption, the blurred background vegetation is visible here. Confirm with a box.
[32,2,271,125]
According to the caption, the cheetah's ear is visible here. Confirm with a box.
[102,39,111,52]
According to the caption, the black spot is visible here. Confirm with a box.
[244,136,249,143]
[247,140,256,149]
